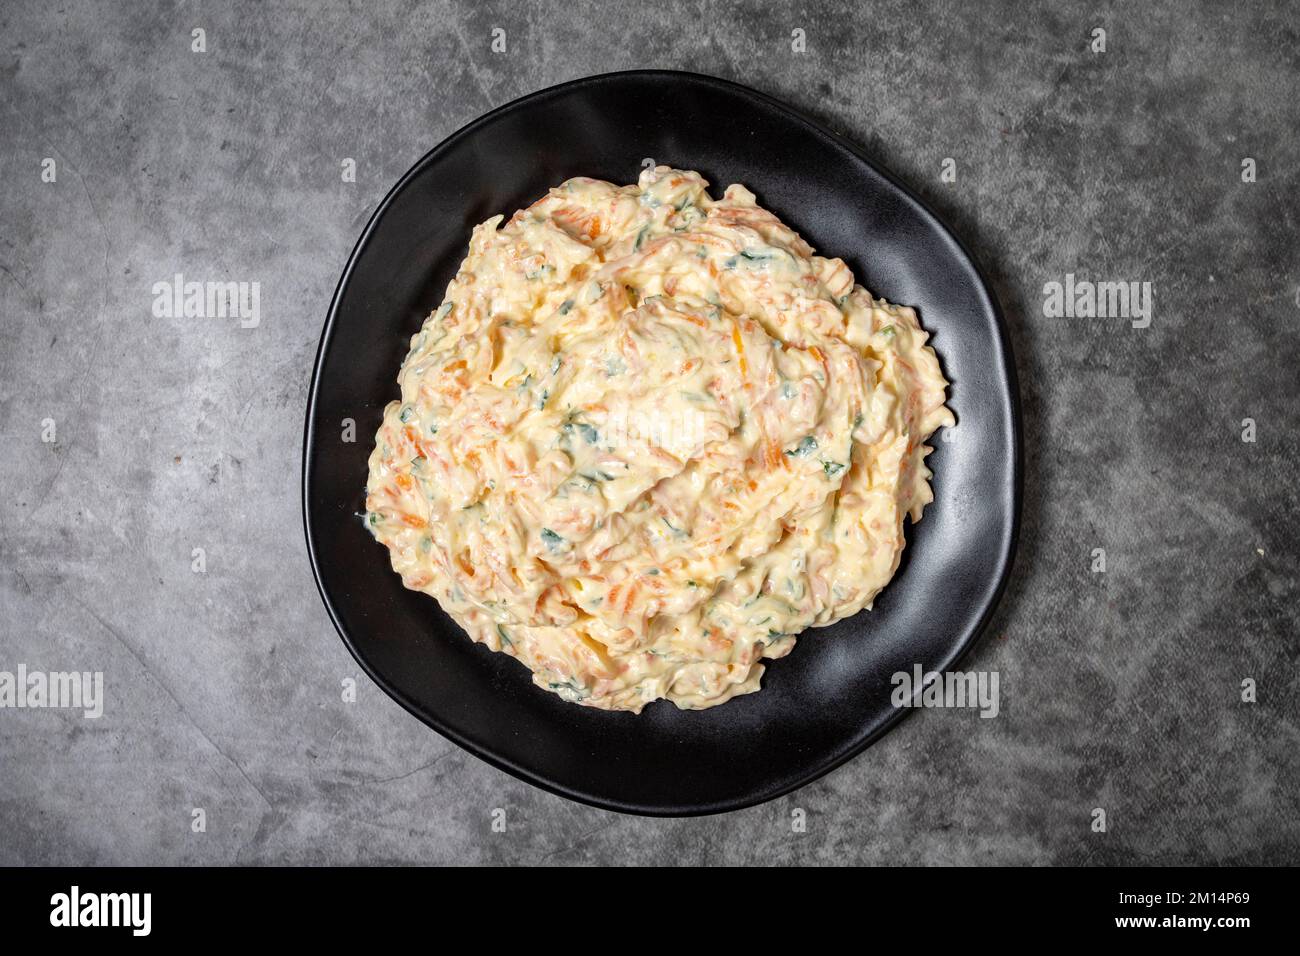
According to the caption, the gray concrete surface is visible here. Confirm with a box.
[1,0,1297,865]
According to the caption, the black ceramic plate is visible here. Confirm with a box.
[303,70,1020,816]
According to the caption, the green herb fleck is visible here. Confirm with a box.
[786,435,819,457]
[547,678,591,700]
[661,516,688,538]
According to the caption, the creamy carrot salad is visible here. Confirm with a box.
[365,167,953,712]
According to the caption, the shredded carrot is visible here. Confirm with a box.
[730,319,748,375]
[401,513,427,529]
[650,447,683,467]
[395,473,413,491]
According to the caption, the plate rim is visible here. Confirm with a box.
[302,68,1023,816]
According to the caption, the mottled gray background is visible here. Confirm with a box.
[2,0,1297,865]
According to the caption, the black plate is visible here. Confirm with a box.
[303,70,1020,816]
